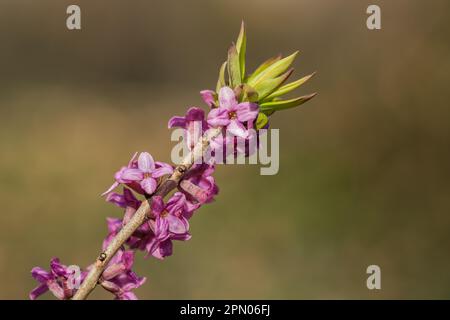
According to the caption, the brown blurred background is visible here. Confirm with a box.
[0,0,449,299]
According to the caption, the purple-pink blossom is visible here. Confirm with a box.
[168,107,209,149]
[103,152,173,196]
[144,195,192,260]
[99,249,146,300]
[207,86,259,138]
[30,258,86,300]
[106,187,141,210]
[179,163,218,207]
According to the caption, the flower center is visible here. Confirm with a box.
[143,172,151,179]
[228,111,237,120]
[161,209,169,218]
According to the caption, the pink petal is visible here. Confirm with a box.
[236,102,259,122]
[100,280,121,293]
[138,152,155,173]
[166,215,189,234]
[123,207,136,225]
[168,116,186,129]
[200,90,216,108]
[31,267,52,283]
[171,233,192,241]
[179,180,208,203]
[152,239,173,260]
[122,250,135,270]
[47,280,65,300]
[122,274,146,292]
[106,217,122,234]
[102,264,126,281]
[140,177,157,194]
[207,107,230,127]
[125,181,145,195]
[154,217,170,240]
[227,119,248,138]
[50,258,67,277]
[123,188,140,209]
[105,192,125,208]
[185,107,206,121]
[152,163,173,178]
[185,200,200,218]
[218,86,237,110]
[121,168,144,182]
[29,284,49,300]
[151,196,165,216]
[103,234,114,251]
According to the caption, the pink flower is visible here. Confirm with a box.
[168,107,207,130]
[179,163,219,208]
[168,107,209,150]
[165,191,199,219]
[105,188,141,210]
[99,249,146,300]
[144,195,192,260]
[207,86,259,138]
[103,152,173,196]
[30,258,86,300]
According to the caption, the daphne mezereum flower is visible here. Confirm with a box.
[144,195,192,260]
[103,214,152,254]
[168,106,210,150]
[106,187,141,210]
[102,152,173,196]
[168,107,208,131]
[30,258,85,300]
[207,86,259,138]
[99,249,146,300]
[179,163,218,206]
[165,191,199,219]
[105,187,143,228]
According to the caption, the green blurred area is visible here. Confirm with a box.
[1,0,450,299]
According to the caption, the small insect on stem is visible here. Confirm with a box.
[98,253,107,262]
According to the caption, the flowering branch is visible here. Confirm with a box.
[72,127,222,300]
[30,22,316,300]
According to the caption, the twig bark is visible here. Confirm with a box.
[72,127,222,300]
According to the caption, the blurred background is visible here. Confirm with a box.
[0,0,449,299]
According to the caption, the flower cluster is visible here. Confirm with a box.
[102,152,173,196]
[30,22,315,300]
[30,240,146,300]
[103,151,219,258]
